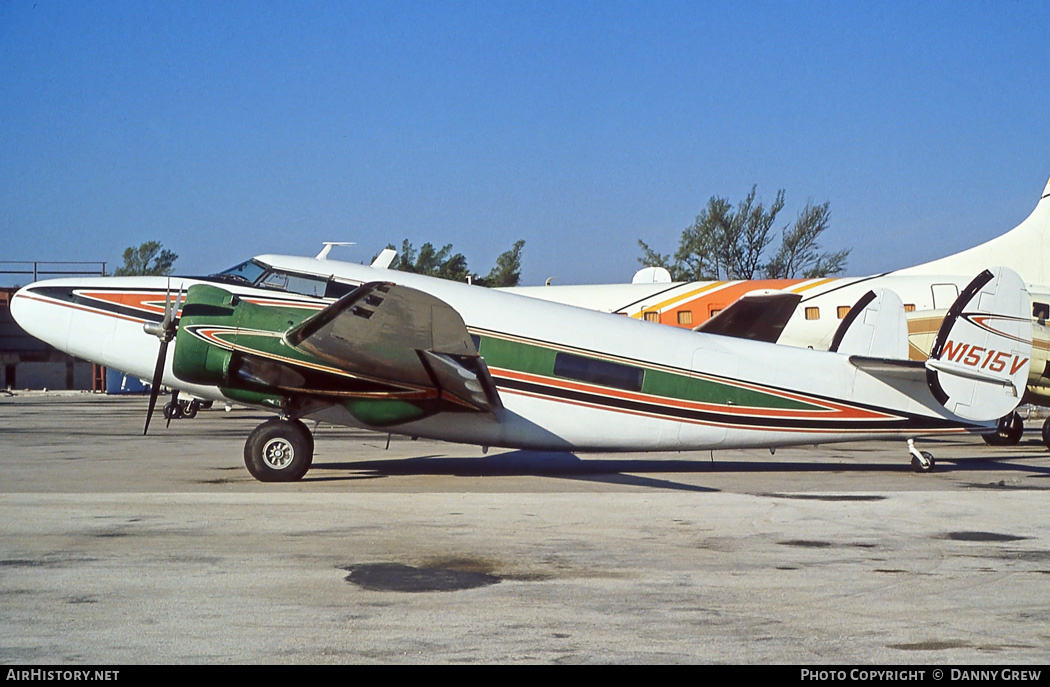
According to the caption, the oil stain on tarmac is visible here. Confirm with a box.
[343,559,502,592]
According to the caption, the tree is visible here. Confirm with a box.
[384,238,526,287]
[387,240,471,282]
[481,239,525,287]
[113,241,178,276]
[765,201,850,278]
[638,187,849,280]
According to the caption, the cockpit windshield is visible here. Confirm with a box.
[215,259,269,285]
[212,259,354,299]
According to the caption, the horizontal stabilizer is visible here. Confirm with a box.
[830,289,909,359]
[693,289,802,343]
[925,267,1032,421]
[849,356,926,382]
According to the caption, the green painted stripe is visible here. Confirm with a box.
[477,332,821,412]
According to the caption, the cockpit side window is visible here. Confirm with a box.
[259,271,328,297]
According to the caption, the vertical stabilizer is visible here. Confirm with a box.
[896,178,1050,286]
[925,267,1032,421]
[829,289,909,359]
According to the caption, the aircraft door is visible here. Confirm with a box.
[931,283,959,310]
[674,347,738,448]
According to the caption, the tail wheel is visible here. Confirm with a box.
[910,451,935,473]
[244,418,313,482]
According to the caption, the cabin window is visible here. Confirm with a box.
[325,279,360,299]
[709,308,722,317]
[1034,302,1049,323]
[643,311,660,323]
[805,307,820,320]
[904,304,916,312]
[837,306,851,319]
[677,311,693,326]
[553,353,644,392]
[260,271,328,297]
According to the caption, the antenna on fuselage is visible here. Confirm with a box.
[316,242,355,259]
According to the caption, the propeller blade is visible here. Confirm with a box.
[142,282,186,435]
[143,338,169,435]
[165,389,180,429]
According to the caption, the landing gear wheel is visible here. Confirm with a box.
[163,401,184,421]
[982,432,1005,446]
[910,451,936,473]
[906,438,935,473]
[998,412,1024,445]
[180,399,200,419]
[244,418,313,482]
[1042,416,1050,450]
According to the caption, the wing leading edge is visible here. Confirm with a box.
[286,281,500,412]
[172,282,501,427]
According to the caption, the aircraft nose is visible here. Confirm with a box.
[9,283,38,330]
[9,282,70,347]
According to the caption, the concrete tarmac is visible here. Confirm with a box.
[1,392,1049,664]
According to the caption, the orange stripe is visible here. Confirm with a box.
[492,367,894,421]
[646,279,808,327]
[500,387,968,435]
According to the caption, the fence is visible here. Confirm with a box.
[0,261,108,286]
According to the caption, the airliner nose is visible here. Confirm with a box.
[9,282,72,350]
[9,283,38,331]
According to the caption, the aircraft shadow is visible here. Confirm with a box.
[309,450,720,492]
[305,446,1050,491]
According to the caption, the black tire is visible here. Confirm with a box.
[163,402,183,420]
[1042,417,1050,451]
[982,432,1005,446]
[910,451,935,473]
[998,413,1024,445]
[244,418,313,482]
[181,400,199,419]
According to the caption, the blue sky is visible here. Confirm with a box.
[2,0,1049,285]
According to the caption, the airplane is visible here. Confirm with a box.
[9,241,1033,482]
[509,176,1050,445]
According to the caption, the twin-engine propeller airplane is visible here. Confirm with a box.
[10,248,1033,481]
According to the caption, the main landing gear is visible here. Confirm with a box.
[163,398,203,421]
[243,417,314,482]
[907,438,935,473]
[982,411,1024,446]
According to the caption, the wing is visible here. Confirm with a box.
[285,281,500,412]
[693,289,802,343]
[172,282,501,426]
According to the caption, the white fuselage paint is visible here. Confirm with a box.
[11,255,995,454]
